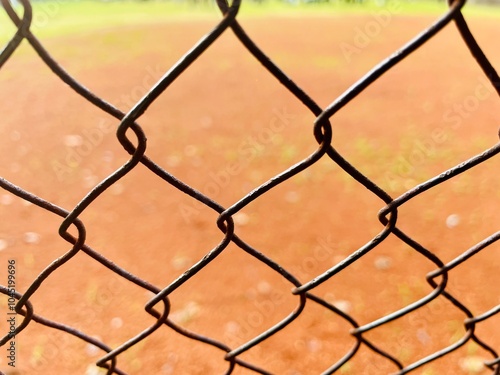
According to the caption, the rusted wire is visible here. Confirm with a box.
[1,0,499,373]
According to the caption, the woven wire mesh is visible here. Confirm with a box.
[1,0,500,373]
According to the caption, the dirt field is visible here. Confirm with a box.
[1,8,500,375]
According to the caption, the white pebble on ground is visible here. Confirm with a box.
[446,214,460,228]
[23,232,40,245]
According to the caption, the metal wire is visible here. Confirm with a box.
[1,0,499,373]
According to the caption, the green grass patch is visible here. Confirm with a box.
[0,0,219,41]
[1,0,499,43]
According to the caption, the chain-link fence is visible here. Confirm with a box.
[1,0,500,373]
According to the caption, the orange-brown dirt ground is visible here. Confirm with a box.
[1,10,500,375]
